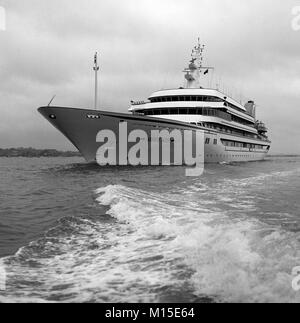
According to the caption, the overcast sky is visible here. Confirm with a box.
[0,0,299,153]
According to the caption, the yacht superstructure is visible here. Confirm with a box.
[128,40,270,162]
[38,41,271,164]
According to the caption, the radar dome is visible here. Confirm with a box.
[189,62,197,70]
[185,73,195,82]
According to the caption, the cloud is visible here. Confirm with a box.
[0,0,299,153]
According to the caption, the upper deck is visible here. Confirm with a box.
[129,88,255,123]
[129,39,266,137]
[148,88,247,112]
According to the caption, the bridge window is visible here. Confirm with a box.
[170,109,179,115]
[179,108,188,114]
[149,95,225,103]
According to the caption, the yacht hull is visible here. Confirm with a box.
[38,106,270,164]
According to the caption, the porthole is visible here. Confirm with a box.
[49,114,56,119]
[87,114,101,119]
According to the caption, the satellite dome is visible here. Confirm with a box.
[189,62,197,70]
[185,73,195,82]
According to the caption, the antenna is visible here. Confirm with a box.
[48,95,56,107]
[93,52,100,110]
[183,39,214,88]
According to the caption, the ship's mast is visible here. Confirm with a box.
[183,38,214,88]
[93,52,100,110]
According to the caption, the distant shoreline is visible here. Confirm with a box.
[0,148,81,158]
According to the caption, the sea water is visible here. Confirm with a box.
[0,156,299,303]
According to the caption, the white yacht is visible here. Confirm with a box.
[38,41,271,164]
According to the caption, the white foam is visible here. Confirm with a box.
[94,184,300,303]
[1,181,300,303]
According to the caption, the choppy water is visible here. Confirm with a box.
[0,156,300,303]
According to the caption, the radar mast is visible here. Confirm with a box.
[183,39,214,88]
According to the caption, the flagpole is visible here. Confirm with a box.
[93,52,100,110]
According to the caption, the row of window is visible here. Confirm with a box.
[205,138,218,145]
[224,102,254,116]
[86,114,101,119]
[136,107,232,120]
[136,108,253,127]
[198,122,258,139]
[231,115,253,127]
[149,96,224,103]
[221,139,267,150]
[206,154,263,159]
[204,138,265,149]
[148,96,252,117]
